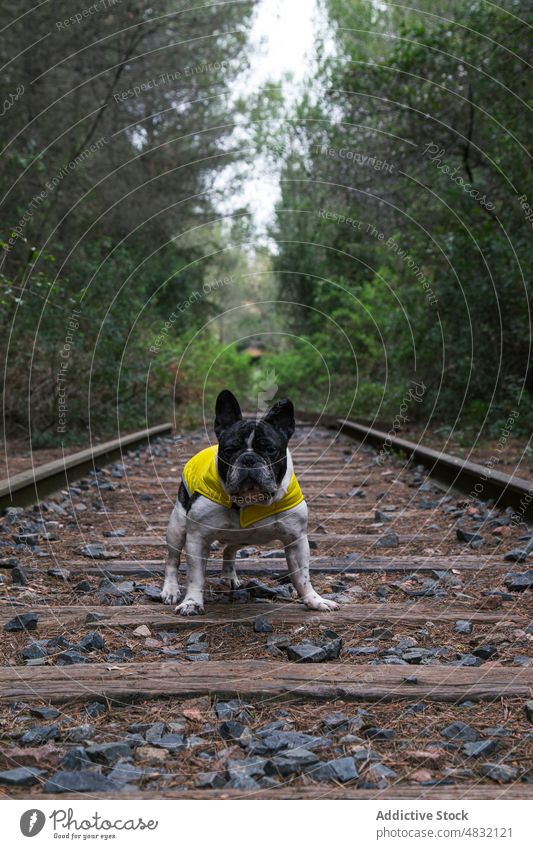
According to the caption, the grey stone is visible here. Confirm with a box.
[74,580,92,594]
[151,734,185,752]
[322,712,350,731]
[0,767,46,786]
[463,739,498,758]
[4,613,38,632]
[226,759,266,780]
[472,645,497,660]
[224,774,260,789]
[43,770,120,793]
[29,706,60,720]
[107,762,145,787]
[144,585,162,601]
[48,568,71,581]
[77,632,106,652]
[253,616,273,633]
[363,727,395,741]
[265,748,319,776]
[346,646,379,656]
[249,731,328,755]
[86,742,132,764]
[525,700,533,722]
[21,641,49,661]
[78,543,114,559]
[456,529,483,544]
[60,747,93,771]
[374,532,399,549]
[85,701,106,718]
[308,756,358,782]
[451,654,483,667]
[56,651,89,665]
[441,722,479,742]
[481,762,518,783]
[144,723,166,743]
[64,725,94,742]
[454,620,473,635]
[361,762,397,787]
[219,721,246,741]
[21,724,60,745]
[11,565,28,585]
[504,549,528,563]
[504,570,533,591]
[196,771,225,788]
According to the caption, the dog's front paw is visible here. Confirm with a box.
[176,598,204,616]
[303,594,339,612]
[161,581,181,605]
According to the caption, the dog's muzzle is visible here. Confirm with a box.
[226,451,276,503]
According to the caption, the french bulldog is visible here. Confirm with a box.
[161,389,339,616]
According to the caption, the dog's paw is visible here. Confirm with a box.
[221,573,241,590]
[176,599,204,617]
[304,594,339,612]
[161,581,181,605]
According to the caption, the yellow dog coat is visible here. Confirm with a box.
[182,444,304,528]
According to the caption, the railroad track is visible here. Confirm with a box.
[0,420,532,799]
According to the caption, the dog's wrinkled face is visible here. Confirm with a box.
[214,390,295,506]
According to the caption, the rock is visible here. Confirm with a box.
[402,649,434,664]
[219,721,246,741]
[74,580,92,594]
[64,725,94,742]
[214,700,244,721]
[133,625,151,637]
[43,770,120,793]
[264,748,319,777]
[375,511,391,522]
[85,702,107,718]
[322,712,350,731]
[308,756,358,782]
[525,701,533,722]
[0,767,46,786]
[60,747,93,771]
[441,722,479,742]
[0,556,20,568]
[253,616,273,634]
[85,612,105,623]
[346,647,379,657]
[144,723,166,743]
[504,570,533,591]
[451,654,483,667]
[77,543,114,559]
[362,762,397,788]
[504,549,528,563]
[226,759,266,780]
[481,762,519,783]
[29,706,60,720]
[285,643,327,663]
[456,529,484,544]
[77,632,106,652]
[248,731,328,755]
[21,641,49,661]
[472,644,497,660]
[134,746,168,765]
[151,734,185,752]
[48,567,71,581]
[363,727,395,741]
[11,565,28,585]
[87,742,132,764]
[144,585,162,602]
[4,612,38,632]
[0,744,61,771]
[106,646,134,662]
[463,739,498,758]
[454,620,473,635]
[225,773,260,789]
[20,724,60,746]
[103,529,127,537]
[196,771,226,789]
[374,532,399,549]
[107,761,144,787]
[513,655,533,667]
[56,651,89,665]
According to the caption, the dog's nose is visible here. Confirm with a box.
[239,453,258,468]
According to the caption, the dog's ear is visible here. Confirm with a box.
[214,390,242,438]
[262,398,295,442]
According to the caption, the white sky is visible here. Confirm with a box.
[214,0,329,239]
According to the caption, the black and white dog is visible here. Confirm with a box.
[161,390,339,616]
